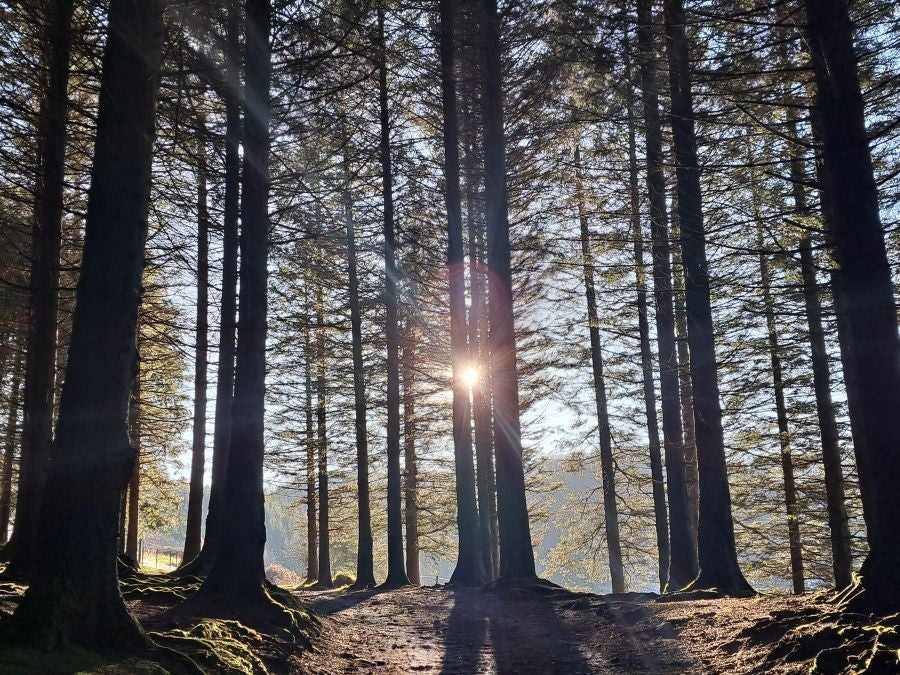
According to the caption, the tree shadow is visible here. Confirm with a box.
[297,585,382,617]
[440,589,489,674]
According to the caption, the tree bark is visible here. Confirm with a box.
[342,149,374,589]
[303,306,318,584]
[635,0,696,589]
[190,0,274,609]
[176,0,241,578]
[5,0,74,579]
[0,0,164,651]
[125,360,141,563]
[465,134,498,582]
[479,0,536,580]
[0,347,24,544]
[441,0,485,588]
[182,144,210,565]
[376,4,409,587]
[402,313,420,585]
[798,237,852,589]
[756,230,805,595]
[663,0,752,594]
[624,53,669,591]
[574,140,625,594]
[314,277,332,588]
[671,225,698,544]
[804,0,900,610]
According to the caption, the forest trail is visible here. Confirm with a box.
[295,585,701,674]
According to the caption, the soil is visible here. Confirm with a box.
[295,585,823,674]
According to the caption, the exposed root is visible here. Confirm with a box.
[120,572,203,602]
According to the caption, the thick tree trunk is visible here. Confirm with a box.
[303,311,318,584]
[182,147,210,565]
[5,0,74,579]
[441,0,485,588]
[314,279,332,588]
[176,1,241,579]
[402,315,420,585]
[0,348,24,544]
[635,0,696,589]
[125,371,141,563]
[342,151,374,589]
[574,141,625,594]
[663,0,752,594]
[756,230,804,595]
[804,0,900,610]
[479,0,536,580]
[377,4,409,587]
[465,140,498,582]
[0,0,164,651]
[190,0,274,610]
[624,60,669,591]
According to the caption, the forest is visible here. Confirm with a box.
[0,0,898,672]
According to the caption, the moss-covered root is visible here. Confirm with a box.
[119,572,203,602]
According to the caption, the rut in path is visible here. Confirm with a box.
[295,585,696,674]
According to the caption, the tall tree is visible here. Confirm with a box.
[441,0,485,588]
[187,0,277,612]
[4,0,75,578]
[342,147,375,589]
[182,144,210,565]
[804,0,900,610]
[625,54,669,591]
[574,138,625,594]
[175,0,241,578]
[635,0,696,588]
[376,3,409,587]
[663,0,752,594]
[480,0,535,579]
[0,0,164,649]
[314,274,332,588]
[303,304,318,584]
[0,346,24,544]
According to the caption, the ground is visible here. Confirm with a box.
[1,577,888,673]
[296,585,824,674]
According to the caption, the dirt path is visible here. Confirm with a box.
[295,585,699,674]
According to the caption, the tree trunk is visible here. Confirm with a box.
[125,362,140,563]
[0,348,24,544]
[671,224,698,544]
[402,313,420,585]
[624,53,669,591]
[441,0,485,588]
[635,0,696,589]
[314,278,332,588]
[663,0,752,594]
[342,149,374,589]
[465,135,498,582]
[574,140,625,594]
[182,144,210,565]
[804,0,900,610]
[377,4,409,587]
[190,0,274,610]
[5,0,74,580]
[479,0,536,581]
[176,0,241,579]
[756,230,805,595]
[0,0,164,651]
[303,307,317,584]
[799,237,852,589]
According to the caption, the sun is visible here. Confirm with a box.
[461,366,479,389]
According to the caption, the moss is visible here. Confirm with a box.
[120,573,202,602]
[151,619,268,674]
[332,571,355,588]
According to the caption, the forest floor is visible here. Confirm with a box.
[294,584,832,674]
[1,576,893,673]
